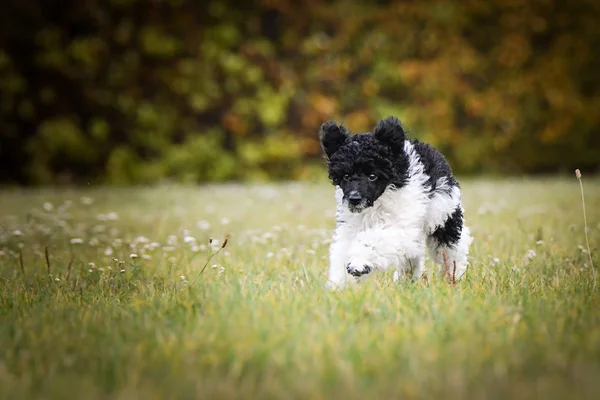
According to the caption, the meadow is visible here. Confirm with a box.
[0,177,599,399]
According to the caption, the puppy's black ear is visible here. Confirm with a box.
[319,121,349,159]
[373,116,406,153]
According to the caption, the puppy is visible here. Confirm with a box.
[319,116,473,288]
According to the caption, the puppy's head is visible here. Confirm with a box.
[319,116,409,213]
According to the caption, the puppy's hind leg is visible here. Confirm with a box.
[427,207,473,281]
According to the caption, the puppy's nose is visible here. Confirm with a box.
[348,192,362,205]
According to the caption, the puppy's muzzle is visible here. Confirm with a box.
[348,191,362,206]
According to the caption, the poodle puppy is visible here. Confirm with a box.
[319,116,473,288]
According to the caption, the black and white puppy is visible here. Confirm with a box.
[319,116,473,288]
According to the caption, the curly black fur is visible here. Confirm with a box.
[411,140,458,196]
[431,206,463,247]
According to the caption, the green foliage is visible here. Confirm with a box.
[0,0,599,185]
[0,179,599,398]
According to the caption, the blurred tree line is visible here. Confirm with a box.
[1,0,599,185]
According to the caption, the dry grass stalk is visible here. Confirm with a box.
[44,246,51,277]
[66,256,74,282]
[18,248,25,276]
[576,169,595,290]
[575,169,594,269]
[193,234,230,283]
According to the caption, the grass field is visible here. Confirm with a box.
[1,177,599,399]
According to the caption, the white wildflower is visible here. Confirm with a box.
[70,238,84,244]
[43,202,53,212]
[197,220,211,230]
[80,196,93,205]
[306,249,316,255]
[54,277,60,282]
[162,246,176,252]
[120,269,125,273]
[89,238,99,247]
[105,212,119,221]
[221,217,230,225]
[104,247,114,256]
[129,253,138,259]
[180,275,186,280]
[142,254,151,260]
[135,236,150,244]
[525,249,536,261]
[184,235,196,244]
[536,240,544,245]
[13,230,23,236]
[89,262,96,268]
[266,252,274,259]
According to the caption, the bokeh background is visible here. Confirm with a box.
[1,0,599,185]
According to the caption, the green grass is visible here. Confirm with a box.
[1,177,599,399]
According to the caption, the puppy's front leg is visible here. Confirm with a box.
[326,234,352,289]
[346,227,424,277]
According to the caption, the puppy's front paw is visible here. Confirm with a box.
[346,263,372,277]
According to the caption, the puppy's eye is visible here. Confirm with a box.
[343,174,350,180]
[368,174,378,181]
